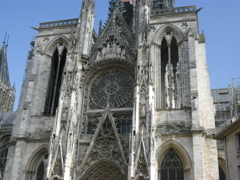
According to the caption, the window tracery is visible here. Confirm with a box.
[36,162,44,180]
[44,46,67,116]
[86,70,133,136]
[0,144,8,179]
[160,149,184,180]
[115,115,132,133]
[89,70,133,109]
[161,35,181,109]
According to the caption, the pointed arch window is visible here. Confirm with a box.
[44,47,67,116]
[0,146,8,179]
[159,148,184,180]
[86,70,134,134]
[219,166,226,180]
[36,161,44,180]
[160,36,180,109]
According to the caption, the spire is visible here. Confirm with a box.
[81,0,95,9]
[3,32,7,45]
[6,35,9,47]
[78,0,95,57]
[0,33,11,88]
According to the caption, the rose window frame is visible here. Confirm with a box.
[89,70,134,109]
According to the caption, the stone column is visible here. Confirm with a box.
[184,168,191,180]
[10,139,27,180]
[155,44,161,110]
[192,131,205,179]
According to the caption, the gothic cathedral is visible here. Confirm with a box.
[2,0,220,179]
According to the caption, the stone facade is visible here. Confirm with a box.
[1,0,222,179]
[0,37,15,113]
[0,34,15,180]
[214,118,240,180]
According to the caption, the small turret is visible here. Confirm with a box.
[78,0,95,58]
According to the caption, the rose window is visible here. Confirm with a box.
[90,71,133,109]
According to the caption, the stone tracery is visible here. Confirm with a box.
[89,70,134,109]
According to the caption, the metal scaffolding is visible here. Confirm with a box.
[228,77,240,119]
[152,0,175,9]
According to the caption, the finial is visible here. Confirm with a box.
[3,32,7,45]
[12,82,16,91]
[98,20,102,35]
[6,35,10,47]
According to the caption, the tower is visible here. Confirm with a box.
[3,0,221,179]
[0,34,15,113]
[0,34,16,180]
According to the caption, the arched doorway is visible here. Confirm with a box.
[80,160,127,180]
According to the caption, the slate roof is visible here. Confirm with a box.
[1,111,16,124]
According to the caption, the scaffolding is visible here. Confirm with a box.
[107,0,133,26]
[228,77,240,119]
[152,0,175,9]
[211,77,240,134]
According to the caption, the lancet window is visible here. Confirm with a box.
[0,146,8,179]
[161,36,180,109]
[115,115,132,133]
[44,47,67,116]
[36,162,44,180]
[159,149,184,180]
[219,166,226,180]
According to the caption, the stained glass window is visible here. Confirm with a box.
[36,162,44,180]
[160,149,184,180]
[89,71,133,109]
[0,147,8,179]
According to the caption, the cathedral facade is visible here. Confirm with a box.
[0,35,16,180]
[1,0,221,179]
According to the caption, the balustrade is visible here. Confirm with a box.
[39,18,78,28]
[151,6,196,15]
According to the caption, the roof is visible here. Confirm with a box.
[1,111,16,124]
[0,42,11,88]
[214,118,240,140]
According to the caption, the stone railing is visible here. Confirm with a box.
[151,6,197,15]
[0,124,13,132]
[39,18,79,28]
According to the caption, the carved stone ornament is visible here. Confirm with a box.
[89,70,133,109]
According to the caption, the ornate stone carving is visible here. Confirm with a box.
[89,70,133,109]
[135,147,149,179]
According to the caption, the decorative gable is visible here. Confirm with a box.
[89,9,136,65]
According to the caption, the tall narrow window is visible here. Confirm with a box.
[219,166,226,180]
[0,147,8,179]
[160,149,184,180]
[44,47,67,116]
[87,70,133,134]
[36,162,44,180]
[161,36,180,109]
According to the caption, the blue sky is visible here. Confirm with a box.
[0,0,240,110]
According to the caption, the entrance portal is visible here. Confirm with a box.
[80,160,127,180]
